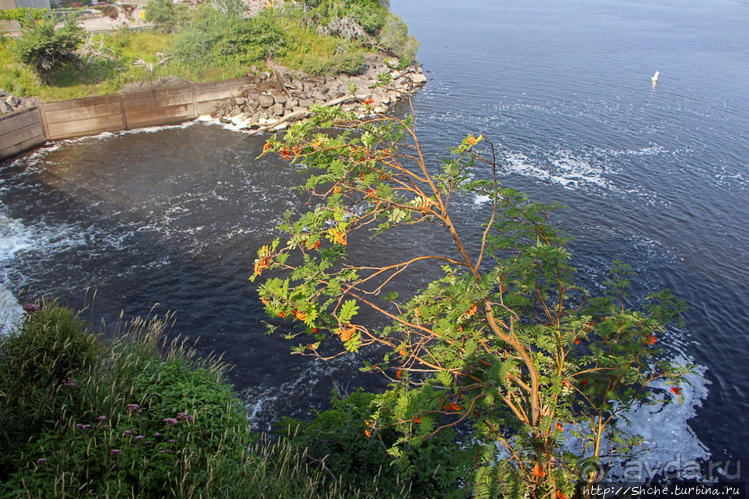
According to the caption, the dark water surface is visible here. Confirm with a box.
[1,0,748,477]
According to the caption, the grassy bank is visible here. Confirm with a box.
[0,302,324,496]
[0,0,418,101]
[0,302,462,497]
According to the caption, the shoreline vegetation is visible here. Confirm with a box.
[0,0,424,123]
[0,301,460,497]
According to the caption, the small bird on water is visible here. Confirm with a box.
[651,71,660,87]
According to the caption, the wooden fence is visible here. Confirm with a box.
[0,78,251,159]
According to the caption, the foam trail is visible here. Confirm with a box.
[0,287,22,337]
[564,356,711,481]
[608,360,711,481]
[0,211,35,259]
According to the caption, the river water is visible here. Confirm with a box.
[1,0,747,479]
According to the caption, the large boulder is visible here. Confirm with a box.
[258,94,275,108]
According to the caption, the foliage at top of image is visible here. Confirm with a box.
[254,106,693,497]
[172,5,286,68]
[144,0,189,33]
[302,0,418,67]
[0,0,418,99]
[0,7,48,22]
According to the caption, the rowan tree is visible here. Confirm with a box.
[252,103,691,497]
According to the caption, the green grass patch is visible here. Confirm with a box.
[106,30,172,64]
[276,18,366,76]
[1,30,173,100]
[1,1,418,101]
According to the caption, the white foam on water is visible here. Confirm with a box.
[0,217,87,262]
[244,354,354,432]
[594,145,669,158]
[473,194,491,205]
[0,287,23,337]
[28,121,203,150]
[501,151,555,182]
[0,203,93,287]
[196,114,280,135]
[496,149,616,191]
[489,355,711,481]
[471,143,681,197]
[611,360,711,481]
[549,149,610,189]
[561,354,711,482]
[6,142,62,168]
[0,211,36,259]
[115,120,198,135]
[195,115,247,133]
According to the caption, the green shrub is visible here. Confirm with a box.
[301,48,365,76]
[0,305,380,497]
[327,50,365,74]
[277,389,471,497]
[255,108,692,497]
[378,12,419,67]
[0,311,256,496]
[144,0,189,34]
[172,6,285,68]
[0,301,100,480]
[13,15,85,83]
[348,3,386,35]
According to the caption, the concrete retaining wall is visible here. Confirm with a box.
[0,77,251,159]
[0,107,47,159]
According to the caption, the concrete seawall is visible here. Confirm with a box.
[0,57,425,160]
[0,78,249,159]
[0,107,47,159]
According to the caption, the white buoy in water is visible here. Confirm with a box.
[651,71,660,87]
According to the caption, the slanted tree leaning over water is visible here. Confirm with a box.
[252,102,692,497]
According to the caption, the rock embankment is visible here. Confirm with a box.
[0,90,37,115]
[212,53,426,133]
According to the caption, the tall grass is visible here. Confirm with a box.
[0,302,388,497]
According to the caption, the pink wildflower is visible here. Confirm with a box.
[23,303,39,313]
[176,412,194,423]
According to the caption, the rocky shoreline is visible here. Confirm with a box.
[0,90,37,116]
[0,53,425,143]
[211,53,426,134]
